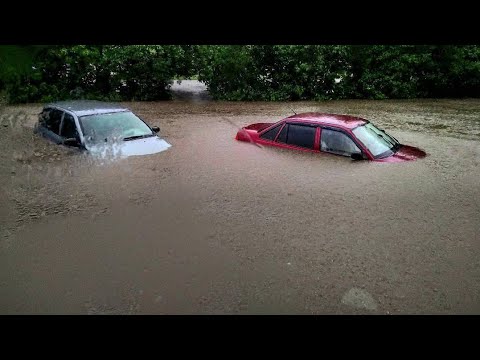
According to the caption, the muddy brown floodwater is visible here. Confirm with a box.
[0,96,479,314]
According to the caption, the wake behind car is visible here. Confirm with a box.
[236,112,426,162]
[34,100,171,157]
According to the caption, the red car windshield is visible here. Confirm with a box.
[352,123,399,159]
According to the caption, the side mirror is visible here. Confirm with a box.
[63,138,80,147]
[151,126,160,133]
[351,152,364,161]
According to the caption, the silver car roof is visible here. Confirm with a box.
[45,100,129,117]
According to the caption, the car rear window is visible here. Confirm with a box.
[277,124,288,143]
[42,108,63,135]
[260,123,282,141]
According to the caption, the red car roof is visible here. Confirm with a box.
[285,113,368,129]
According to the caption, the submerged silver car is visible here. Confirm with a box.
[34,100,171,157]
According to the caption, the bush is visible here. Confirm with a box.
[2,45,193,103]
[2,45,480,103]
[198,45,480,101]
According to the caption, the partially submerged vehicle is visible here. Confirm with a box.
[34,100,171,157]
[236,113,426,162]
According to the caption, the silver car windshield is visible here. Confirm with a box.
[79,111,153,144]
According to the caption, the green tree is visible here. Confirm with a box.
[2,45,480,103]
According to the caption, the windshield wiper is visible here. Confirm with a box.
[123,134,154,141]
[376,133,401,153]
[377,133,396,147]
[379,128,400,145]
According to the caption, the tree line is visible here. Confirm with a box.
[1,45,479,103]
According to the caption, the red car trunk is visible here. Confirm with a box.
[244,123,273,132]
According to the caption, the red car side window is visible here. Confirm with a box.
[285,124,316,149]
[320,128,360,157]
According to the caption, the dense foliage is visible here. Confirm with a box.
[0,45,196,103]
[197,45,480,100]
[196,45,350,100]
[1,45,479,103]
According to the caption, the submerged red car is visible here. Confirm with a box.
[236,113,426,162]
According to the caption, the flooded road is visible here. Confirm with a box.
[1,97,479,314]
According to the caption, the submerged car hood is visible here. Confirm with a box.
[85,136,171,158]
[382,145,427,162]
